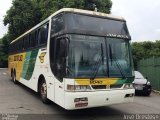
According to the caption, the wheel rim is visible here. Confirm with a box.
[13,75,16,82]
[12,73,16,82]
[41,83,47,98]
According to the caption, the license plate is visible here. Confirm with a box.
[135,85,143,90]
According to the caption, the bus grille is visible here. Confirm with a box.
[91,84,123,90]
[110,84,123,89]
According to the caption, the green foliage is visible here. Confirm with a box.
[132,41,160,69]
[0,34,9,67]
[33,0,112,21]
[4,0,41,41]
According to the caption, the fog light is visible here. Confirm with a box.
[124,84,134,89]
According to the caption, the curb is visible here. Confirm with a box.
[152,89,160,95]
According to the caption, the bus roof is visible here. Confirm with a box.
[50,8,125,21]
[10,8,125,44]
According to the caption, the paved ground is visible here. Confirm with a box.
[0,68,160,120]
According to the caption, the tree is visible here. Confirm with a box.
[3,0,41,41]
[0,34,9,67]
[33,0,112,21]
[132,41,160,69]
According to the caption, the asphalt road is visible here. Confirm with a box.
[0,68,160,120]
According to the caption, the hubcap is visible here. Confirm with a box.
[13,75,16,82]
[41,83,47,97]
[12,73,15,82]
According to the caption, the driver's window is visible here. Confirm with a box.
[54,38,67,82]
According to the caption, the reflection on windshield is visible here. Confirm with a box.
[108,38,132,77]
[67,35,107,78]
[67,34,132,78]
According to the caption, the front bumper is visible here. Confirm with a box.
[134,84,152,94]
[64,89,135,110]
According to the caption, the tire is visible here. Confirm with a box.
[39,79,50,104]
[145,86,151,96]
[11,71,18,84]
[145,91,151,96]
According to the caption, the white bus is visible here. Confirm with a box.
[8,8,135,110]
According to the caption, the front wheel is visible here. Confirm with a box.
[145,91,151,96]
[40,80,50,104]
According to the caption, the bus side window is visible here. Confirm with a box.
[24,35,30,50]
[11,44,13,53]
[38,23,49,45]
[12,43,14,53]
[16,41,18,52]
[24,37,26,50]
[26,35,30,50]
[22,38,25,50]
[19,39,23,51]
[18,40,21,51]
[54,38,67,82]
[16,42,19,52]
[24,36,27,50]
[30,31,36,48]
[35,30,38,46]
[50,37,55,69]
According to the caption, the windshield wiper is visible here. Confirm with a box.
[109,44,126,79]
[90,43,104,80]
[114,56,126,79]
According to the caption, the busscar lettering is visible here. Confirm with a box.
[90,80,103,85]
[14,55,23,61]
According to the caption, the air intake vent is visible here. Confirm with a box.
[91,84,123,90]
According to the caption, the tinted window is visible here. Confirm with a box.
[30,32,36,48]
[50,37,56,69]
[51,14,64,35]
[50,37,67,82]
[38,23,49,45]
[24,35,30,50]
[19,39,23,51]
[64,13,130,37]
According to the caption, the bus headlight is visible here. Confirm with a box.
[67,85,91,91]
[124,84,134,89]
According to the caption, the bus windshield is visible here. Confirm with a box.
[66,34,133,78]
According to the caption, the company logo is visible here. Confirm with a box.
[14,55,23,61]
[39,52,46,63]
[90,80,103,85]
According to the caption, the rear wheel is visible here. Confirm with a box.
[11,71,18,84]
[39,79,50,104]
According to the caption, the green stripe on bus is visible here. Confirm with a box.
[115,78,134,84]
[22,49,39,80]
[21,52,32,79]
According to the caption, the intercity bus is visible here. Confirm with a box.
[8,8,135,110]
